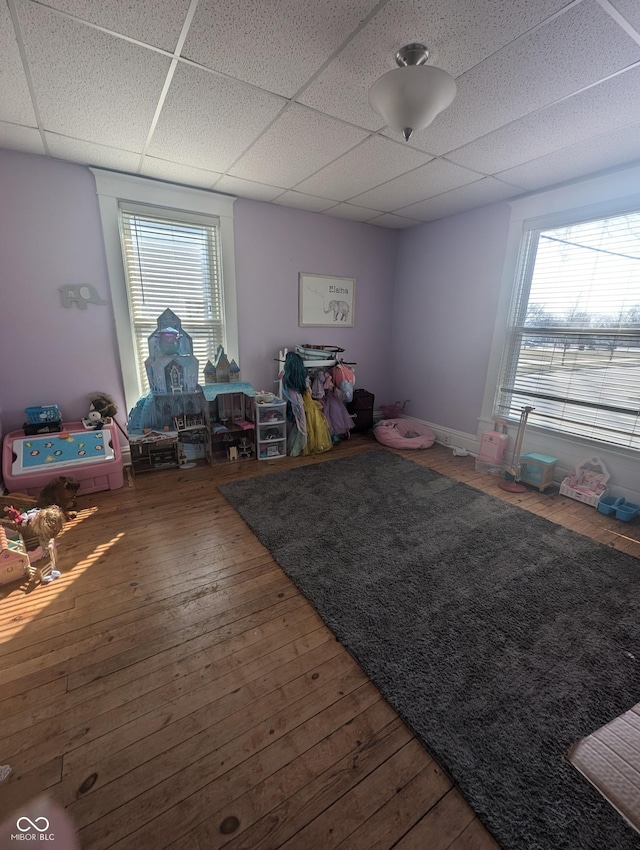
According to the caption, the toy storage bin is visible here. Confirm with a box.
[616,502,639,522]
[256,398,287,460]
[25,404,61,424]
[597,496,625,516]
[518,452,558,492]
[380,400,409,419]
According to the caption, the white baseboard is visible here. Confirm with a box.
[400,416,478,456]
[120,444,132,467]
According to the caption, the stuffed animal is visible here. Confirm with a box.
[82,392,118,430]
[82,408,103,429]
[2,504,66,584]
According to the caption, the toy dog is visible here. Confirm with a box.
[2,504,66,584]
[36,475,80,519]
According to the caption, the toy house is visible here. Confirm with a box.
[203,360,217,384]
[128,309,204,435]
[127,311,252,466]
[204,347,237,384]
[0,525,30,586]
[213,345,230,382]
[560,456,610,508]
[202,382,256,463]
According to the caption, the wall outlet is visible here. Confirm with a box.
[441,434,451,445]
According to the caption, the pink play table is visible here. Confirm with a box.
[2,421,124,496]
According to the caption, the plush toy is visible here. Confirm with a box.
[82,392,118,430]
[83,408,103,429]
[2,504,66,584]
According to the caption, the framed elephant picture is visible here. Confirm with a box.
[298,273,356,327]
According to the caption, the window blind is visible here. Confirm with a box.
[497,210,640,450]
[119,205,225,394]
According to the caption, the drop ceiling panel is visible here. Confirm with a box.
[140,157,221,189]
[213,175,284,202]
[16,0,170,150]
[274,191,338,213]
[39,0,192,52]
[395,177,523,222]
[322,203,381,222]
[5,0,640,228]
[296,135,432,201]
[405,0,640,156]
[183,0,381,98]
[609,0,640,34]
[0,121,44,155]
[147,63,286,173]
[46,134,140,171]
[229,104,369,188]
[369,212,419,229]
[496,124,640,191]
[350,158,482,212]
[299,0,572,130]
[0,1,37,126]
[446,65,640,175]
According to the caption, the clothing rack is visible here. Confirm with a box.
[275,348,356,398]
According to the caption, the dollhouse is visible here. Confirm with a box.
[202,382,256,463]
[204,346,241,384]
[127,309,204,435]
[127,310,254,466]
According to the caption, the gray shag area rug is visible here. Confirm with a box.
[219,450,640,850]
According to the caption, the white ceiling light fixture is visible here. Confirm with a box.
[369,43,457,141]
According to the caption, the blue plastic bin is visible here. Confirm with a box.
[24,404,61,424]
[597,495,625,516]
[615,502,639,522]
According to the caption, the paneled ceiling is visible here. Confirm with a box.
[2,0,640,228]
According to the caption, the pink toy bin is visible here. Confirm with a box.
[2,421,124,496]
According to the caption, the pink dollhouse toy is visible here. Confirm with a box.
[0,526,30,586]
[559,456,609,508]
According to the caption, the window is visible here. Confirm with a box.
[91,170,237,414]
[497,209,640,451]
[119,205,225,394]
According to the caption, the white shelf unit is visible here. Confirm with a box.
[256,398,287,460]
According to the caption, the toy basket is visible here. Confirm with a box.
[25,404,61,424]
[380,400,410,419]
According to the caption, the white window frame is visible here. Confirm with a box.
[480,162,640,495]
[91,169,238,415]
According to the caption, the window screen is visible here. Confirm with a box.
[497,210,640,450]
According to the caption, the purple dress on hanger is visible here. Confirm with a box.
[321,373,354,437]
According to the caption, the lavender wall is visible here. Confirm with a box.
[0,149,397,435]
[233,199,397,402]
[0,149,125,433]
[391,203,511,436]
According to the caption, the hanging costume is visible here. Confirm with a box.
[319,371,354,438]
[282,352,332,456]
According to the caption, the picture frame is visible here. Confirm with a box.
[299,272,355,327]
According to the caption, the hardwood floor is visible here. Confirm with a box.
[1,436,639,849]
